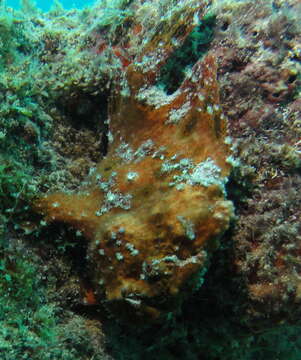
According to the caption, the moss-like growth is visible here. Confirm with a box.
[0,12,17,66]
[0,160,35,222]
[0,234,106,359]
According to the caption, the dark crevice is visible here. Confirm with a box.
[221,20,230,31]
[58,92,107,131]
[56,90,110,157]
[101,120,109,156]
[156,13,216,95]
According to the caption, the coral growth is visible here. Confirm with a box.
[34,3,233,320]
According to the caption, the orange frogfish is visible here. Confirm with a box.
[34,3,234,321]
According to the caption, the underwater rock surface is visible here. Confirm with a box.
[1,0,301,358]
